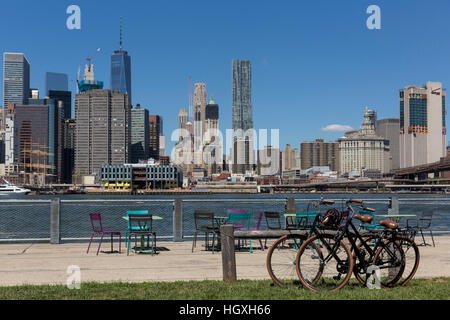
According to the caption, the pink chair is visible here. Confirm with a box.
[87,213,122,255]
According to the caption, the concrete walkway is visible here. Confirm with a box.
[0,236,449,287]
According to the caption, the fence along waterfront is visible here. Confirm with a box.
[0,197,449,242]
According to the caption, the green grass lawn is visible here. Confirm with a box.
[0,278,448,300]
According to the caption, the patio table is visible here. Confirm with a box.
[376,214,417,223]
[123,216,163,254]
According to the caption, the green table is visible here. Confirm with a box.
[123,216,163,254]
[376,214,416,223]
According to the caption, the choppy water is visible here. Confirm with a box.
[0,193,449,240]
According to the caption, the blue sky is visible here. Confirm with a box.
[1,0,450,153]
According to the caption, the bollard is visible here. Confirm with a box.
[220,224,237,282]
[286,197,295,213]
[50,198,61,244]
[388,196,399,215]
[173,198,183,242]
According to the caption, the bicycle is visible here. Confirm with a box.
[266,199,335,287]
[294,199,413,292]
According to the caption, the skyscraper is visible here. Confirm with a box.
[45,72,68,95]
[177,108,188,142]
[110,18,132,106]
[376,118,400,170]
[301,139,339,172]
[193,83,207,138]
[232,59,254,174]
[149,115,161,160]
[131,104,149,163]
[3,53,30,107]
[399,82,447,168]
[74,89,130,179]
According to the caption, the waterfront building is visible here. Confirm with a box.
[232,59,254,174]
[100,163,183,190]
[74,89,131,180]
[338,108,390,176]
[63,119,76,184]
[130,104,149,163]
[301,139,340,172]
[6,97,63,185]
[3,53,30,107]
[149,115,161,160]
[48,90,72,120]
[281,144,300,172]
[399,82,447,168]
[45,72,68,95]
[376,118,400,170]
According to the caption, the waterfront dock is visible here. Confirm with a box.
[0,236,449,287]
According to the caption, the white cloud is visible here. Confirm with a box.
[321,124,355,132]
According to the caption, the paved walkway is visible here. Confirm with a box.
[0,235,449,286]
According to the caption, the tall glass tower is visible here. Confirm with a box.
[110,18,132,106]
[3,53,30,107]
[232,59,254,174]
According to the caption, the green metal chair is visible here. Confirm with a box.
[358,210,383,230]
[125,210,150,249]
[227,210,252,252]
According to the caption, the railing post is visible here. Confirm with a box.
[173,198,183,242]
[388,196,399,215]
[50,198,61,244]
[220,224,237,282]
[286,197,295,213]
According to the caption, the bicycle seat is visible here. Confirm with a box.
[379,220,398,230]
[353,214,373,224]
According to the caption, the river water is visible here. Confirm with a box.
[0,193,449,240]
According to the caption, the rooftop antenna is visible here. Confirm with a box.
[120,17,123,51]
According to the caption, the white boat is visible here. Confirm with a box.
[0,180,31,195]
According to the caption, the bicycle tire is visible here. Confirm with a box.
[375,235,420,287]
[266,234,307,287]
[295,233,354,292]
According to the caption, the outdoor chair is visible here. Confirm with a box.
[127,214,157,255]
[286,211,318,230]
[227,210,252,252]
[264,211,282,248]
[407,212,435,247]
[125,210,150,249]
[87,213,121,256]
[192,210,219,253]
[248,212,264,251]
[358,210,383,231]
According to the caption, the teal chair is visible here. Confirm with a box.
[295,211,319,229]
[227,210,252,252]
[126,210,150,251]
[359,210,383,230]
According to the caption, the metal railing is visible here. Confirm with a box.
[0,196,449,243]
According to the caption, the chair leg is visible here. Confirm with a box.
[111,233,113,252]
[97,233,104,256]
[118,234,121,253]
[259,239,264,251]
[430,230,435,247]
[87,233,94,254]
[211,232,215,254]
[192,232,197,252]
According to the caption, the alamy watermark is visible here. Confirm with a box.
[66,265,81,289]
[366,5,381,30]
[66,5,81,30]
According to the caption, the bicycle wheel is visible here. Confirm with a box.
[352,235,379,286]
[381,235,420,287]
[296,233,354,292]
[266,234,306,287]
[372,238,406,287]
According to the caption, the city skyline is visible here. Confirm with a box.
[1,0,450,155]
